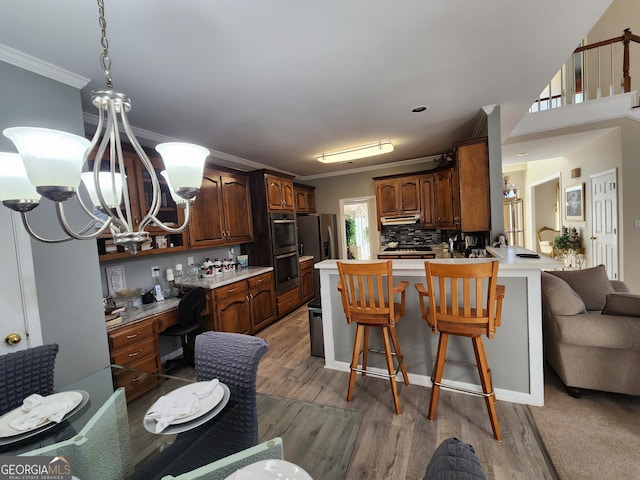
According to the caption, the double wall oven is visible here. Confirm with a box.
[270,213,300,292]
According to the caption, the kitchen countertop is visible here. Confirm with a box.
[176,266,274,290]
[299,255,314,262]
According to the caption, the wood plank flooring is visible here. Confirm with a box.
[255,305,556,480]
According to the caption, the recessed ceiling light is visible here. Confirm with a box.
[516,152,529,157]
[411,105,429,113]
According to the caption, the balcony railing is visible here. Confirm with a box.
[531,28,640,112]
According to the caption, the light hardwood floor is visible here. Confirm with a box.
[254,304,557,480]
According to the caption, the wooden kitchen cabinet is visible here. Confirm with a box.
[435,167,459,229]
[294,183,316,213]
[277,286,302,318]
[188,168,253,248]
[374,175,421,221]
[419,173,436,228]
[265,173,295,211]
[300,258,314,303]
[455,137,491,232]
[96,148,187,260]
[213,271,276,334]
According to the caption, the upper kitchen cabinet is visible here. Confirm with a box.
[188,167,253,248]
[455,137,490,232]
[434,167,459,230]
[96,148,187,259]
[419,173,436,228]
[265,173,295,211]
[294,183,316,213]
[374,175,421,221]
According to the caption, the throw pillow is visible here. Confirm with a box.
[601,293,640,317]
[424,437,487,480]
[548,265,614,311]
[540,271,586,316]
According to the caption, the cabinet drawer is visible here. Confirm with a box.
[277,287,302,318]
[248,272,273,289]
[109,320,155,351]
[300,259,313,271]
[113,355,159,400]
[110,336,156,365]
[215,280,249,300]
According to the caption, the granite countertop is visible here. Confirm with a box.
[299,255,314,262]
[175,266,274,290]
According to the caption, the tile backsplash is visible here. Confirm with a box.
[381,225,441,246]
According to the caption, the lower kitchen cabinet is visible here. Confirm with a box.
[300,258,314,303]
[277,286,302,318]
[213,271,276,334]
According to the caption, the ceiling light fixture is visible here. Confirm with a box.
[317,141,394,164]
[0,0,208,254]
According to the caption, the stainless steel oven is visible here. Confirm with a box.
[274,250,300,292]
[270,212,298,255]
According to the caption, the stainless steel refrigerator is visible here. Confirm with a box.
[503,199,524,247]
[296,213,338,301]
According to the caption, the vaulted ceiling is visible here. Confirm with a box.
[0,1,613,178]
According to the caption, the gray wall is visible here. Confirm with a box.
[0,61,110,386]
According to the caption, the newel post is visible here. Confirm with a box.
[622,28,631,93]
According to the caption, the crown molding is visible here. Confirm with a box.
[0,44,89,89]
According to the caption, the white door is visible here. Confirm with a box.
[590,169,618,279]
[0,209,42,354]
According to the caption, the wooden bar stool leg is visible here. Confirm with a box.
[428,333,448,421]
[389,325,410,385]
[362,326,370,377]
[347,324,364,402]
[472,336,502,441]
[382,326,401,415]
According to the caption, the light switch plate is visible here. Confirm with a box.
[635,220,640,229]
[151,266,160,277]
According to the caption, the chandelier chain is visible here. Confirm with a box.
[97,0,112,88]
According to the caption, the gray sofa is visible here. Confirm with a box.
[540,265,640,397]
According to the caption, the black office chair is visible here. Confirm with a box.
[160,287,207,373]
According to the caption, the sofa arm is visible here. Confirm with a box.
[611,280,630,293]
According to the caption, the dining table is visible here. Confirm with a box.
[0,365,362,479]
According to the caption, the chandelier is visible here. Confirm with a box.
[0,0,209,254]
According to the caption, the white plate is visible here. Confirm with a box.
[224,459,313,480]
[0,391,89,443]
[144,382,230,435]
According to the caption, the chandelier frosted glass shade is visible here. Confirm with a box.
[81,171,124,209]
[155,143,210,200]
[3,127,91,202]
[160,170,193,207]
[0,152,41,211]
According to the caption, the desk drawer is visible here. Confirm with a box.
[215,280,249,301]
[109,320,155,351]
[110,337,156,365]
[113,356,159,400]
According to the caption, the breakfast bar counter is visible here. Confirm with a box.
[316,246,562,406]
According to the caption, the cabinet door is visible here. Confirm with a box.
[216,285,251,334]
[457,138,490,232]
[300,262,314,302]
[249,273,276,332]
[420,174,436,228]
[398,176,421,213]
[435,168,457,229]
[188,171,225,247]
[376,179,400,218]
[265,174,284,210]
[281,179,295,211]
[222,173,254,243]
[307,191,316,213]
[295,188,308,213]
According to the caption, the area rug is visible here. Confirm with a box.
[528,367,640,479]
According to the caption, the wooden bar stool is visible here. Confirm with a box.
[337,260,410,415]
[415,261,505,440]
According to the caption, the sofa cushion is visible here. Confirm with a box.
[541,271,586,316]
[548,265,614,311]
[554,312,640,350]
[602,293,640,317]
[424,437,487,480]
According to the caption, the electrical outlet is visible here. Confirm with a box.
[228,247,235,258]
[151,266,160,277]
[635,219,640,229]
[187,256,194,265]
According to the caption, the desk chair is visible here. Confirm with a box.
[0,344,59,415]
[337,260,410,415]
[416,261,505,441]
[161,287,207,373]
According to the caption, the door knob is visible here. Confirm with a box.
[590,236,596,240]
[5,333,21,345]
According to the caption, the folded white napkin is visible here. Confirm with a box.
[145,379,220,433]
[9,394,75,431]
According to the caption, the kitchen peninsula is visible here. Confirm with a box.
[316,246,562,406]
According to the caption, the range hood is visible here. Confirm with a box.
[380,213,421,226]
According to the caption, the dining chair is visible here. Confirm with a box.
[161,287,207,372]
[0,343,59,416]
[336,260,410,415]
[415,260,505,440]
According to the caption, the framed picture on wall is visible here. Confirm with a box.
[565,184,585,221]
